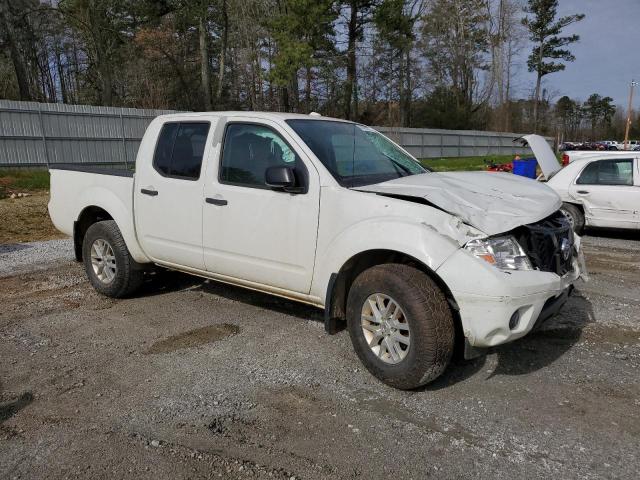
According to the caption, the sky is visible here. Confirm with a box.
[515,0,640,108]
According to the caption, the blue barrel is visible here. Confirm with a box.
[512,158,537,179]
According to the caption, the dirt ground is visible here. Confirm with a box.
[0,194,65,244]
[1,232,639,479]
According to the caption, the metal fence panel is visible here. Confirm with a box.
[374,126,541,159]
[0,101,177,167]
[0,101,544,167]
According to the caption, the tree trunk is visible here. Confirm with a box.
[0,6,31,100]
[289,73,299,112]
[400,49,411,127]
[344,0,357,120]
[305,66,312,113]
[504,36,513,132]
[281,85,290,112]
[95,43,113,106]
[216,0,228,103]
[533,41,543,132]
[55,47,69,103]
[199,12,212,110]
[533,71,541,132]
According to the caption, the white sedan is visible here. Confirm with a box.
[545,152,640,232]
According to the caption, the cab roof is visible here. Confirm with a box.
[156,111,351,123]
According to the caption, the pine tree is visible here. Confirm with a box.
[522,0,584,132]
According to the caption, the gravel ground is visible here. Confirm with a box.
[1,232,639,479]
[0,239,74,277]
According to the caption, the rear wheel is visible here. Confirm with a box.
[82,220,144,298]
[346,264,455,390]
[561,203,585,234]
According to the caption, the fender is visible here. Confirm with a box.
[310,216,462,302]
[74,185,150,263]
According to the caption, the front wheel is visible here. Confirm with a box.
[346,264,455,390]
[82,220,144,298]
[561,203,585,234]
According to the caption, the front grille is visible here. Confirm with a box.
[514,210,575,276]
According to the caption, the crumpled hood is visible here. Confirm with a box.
[354,171,562,236]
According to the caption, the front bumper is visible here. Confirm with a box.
[436,242,585,348]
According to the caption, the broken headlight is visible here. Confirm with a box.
[464,236,533,271]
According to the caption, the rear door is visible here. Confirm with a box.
[135,119,216,268]
[568,157,640,229]
[201,118,320,293]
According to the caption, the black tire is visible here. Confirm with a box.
[82,220,144,298]
[346,264,455,390]
[561,202,585,234]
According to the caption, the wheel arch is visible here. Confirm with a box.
[73,206,114,261]
[563,200,584,214]
[324,249,463,352]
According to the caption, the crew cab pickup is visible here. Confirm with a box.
[49,112,584,389]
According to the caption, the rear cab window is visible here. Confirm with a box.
[153,122,210,180]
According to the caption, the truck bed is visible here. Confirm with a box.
[47,163,146,262]
[48,163,134,178]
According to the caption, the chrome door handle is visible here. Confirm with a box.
[205,197,228,206]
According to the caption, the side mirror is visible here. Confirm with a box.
[265,166,303,193]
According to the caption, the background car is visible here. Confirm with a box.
[546,154,640,232]
[599,140,621,151]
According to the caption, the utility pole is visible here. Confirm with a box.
[623,80,637,150]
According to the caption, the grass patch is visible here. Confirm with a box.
[0,168,50,198]
[420,155,517,172]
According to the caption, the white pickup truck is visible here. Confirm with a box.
[49,112,584,389]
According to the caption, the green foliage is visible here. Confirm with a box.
[412,86,489,130]
[583,93,616,137]
[0,169,50,198]
[269,0,338,87]
[420,0,489,126]
[0,0,608,137]
[522,0,584,78]
[373,0,415,51]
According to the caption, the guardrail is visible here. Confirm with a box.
[0,100,538,167]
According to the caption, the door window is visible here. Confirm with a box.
[153,122,210,180]
[576,159,634,186]
[219,123,302,188]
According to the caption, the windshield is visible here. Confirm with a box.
[286,119,427,187]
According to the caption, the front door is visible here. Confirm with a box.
[202,120,320,293]
[135,119,215,269]
[569,157,640,229]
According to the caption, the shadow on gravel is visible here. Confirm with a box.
[142,268,323,323]
[0,387,34,424]
[0,243,32,255]
[135,269,203,298]
[197,280,324,323]
[425,290,596,390]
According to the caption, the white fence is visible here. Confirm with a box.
[0,100,538,167]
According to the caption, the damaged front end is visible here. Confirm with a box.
[512,210,577,277]
[355,171,587,351]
